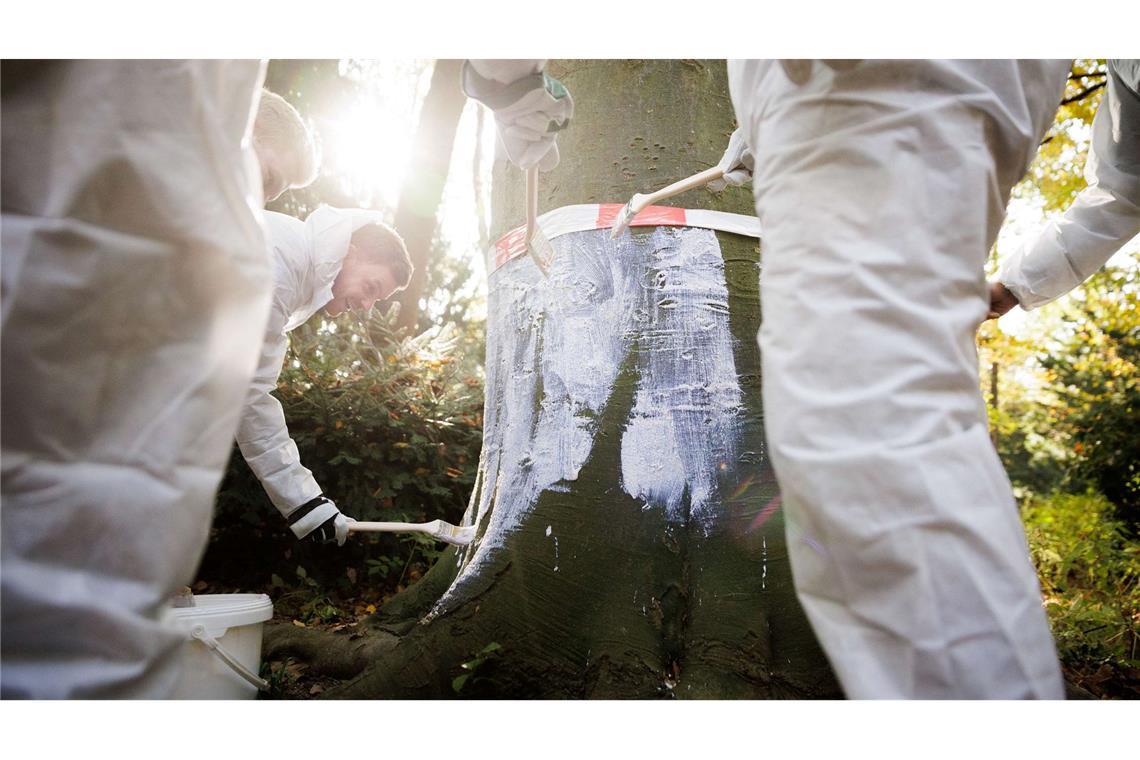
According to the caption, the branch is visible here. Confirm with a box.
[1061,81,1106,106]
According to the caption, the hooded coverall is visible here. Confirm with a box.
[727,60,1070,698]
[1,61,269,698]
[235,207,389,534]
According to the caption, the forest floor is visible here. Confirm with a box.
[187,570,1140,700]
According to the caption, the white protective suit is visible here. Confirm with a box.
[236,206,388,533]
[1000,60,1140,309]
[727,60,1070,698]
[1,61,269,698]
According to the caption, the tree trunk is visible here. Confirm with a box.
[393,59,468,333]
[267,60,839,699]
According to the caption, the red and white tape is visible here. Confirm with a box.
[490,204,763,272]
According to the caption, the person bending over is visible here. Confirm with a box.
[238,206,412,545]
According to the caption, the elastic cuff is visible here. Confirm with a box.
[287,496,340,538]
[462,62,546,111]
[999,278,1042,312]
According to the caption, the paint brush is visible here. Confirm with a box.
[348,519,476,547]
[525,166,554,277]
[610,165,725,239]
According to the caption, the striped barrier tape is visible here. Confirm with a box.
[491,203,763,272]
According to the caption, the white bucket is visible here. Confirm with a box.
[167,593,274,699]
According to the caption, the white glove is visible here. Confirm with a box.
[463,62,573,172]
[286,496,354,547]
[707,128,754,192]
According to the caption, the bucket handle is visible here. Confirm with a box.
[190,624,270,692]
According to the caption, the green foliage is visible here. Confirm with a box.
[452,642,503,694]
[1022,493,1140,666]
[218,305,483,528]
[207,305,484,597]
[977,319,1072,498]
[988,400,1071,498]
[1020,59,1106,212]
[1037,260,1140,526]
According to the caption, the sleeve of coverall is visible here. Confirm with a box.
[1000,63,1140,310]
[234,294,323,516]
[466,59,546,84]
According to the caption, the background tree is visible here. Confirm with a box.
[392,59,468,333]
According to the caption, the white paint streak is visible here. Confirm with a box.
[762,536,768,590]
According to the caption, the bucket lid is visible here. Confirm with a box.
[168,593,273,630]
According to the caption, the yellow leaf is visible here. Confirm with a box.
[292,619,306,628]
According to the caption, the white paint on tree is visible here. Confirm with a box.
[426,227,748,620]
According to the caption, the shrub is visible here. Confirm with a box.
[1022,492,1140,666]
[203,306,484,600]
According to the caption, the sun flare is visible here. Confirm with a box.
[321,98,415,209]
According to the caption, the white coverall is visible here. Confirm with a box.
[727,60,1070,698]
[236,206,388,532]
[1000,60,1140,309]
[1,61,269,698]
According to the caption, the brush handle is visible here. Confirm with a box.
[526,167,539,243]
[349,521,436,534]
[640,166,724,208]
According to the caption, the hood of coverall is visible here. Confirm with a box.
[285,205,392,331]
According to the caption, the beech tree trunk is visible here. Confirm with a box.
[266,60,839,699]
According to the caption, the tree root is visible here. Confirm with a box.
[263,621,399,681]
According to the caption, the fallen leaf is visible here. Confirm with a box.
[292,620,306,628]
[309,685,324,695]
[192,580,208,592]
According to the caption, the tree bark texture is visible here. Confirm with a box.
[268,60,839,699]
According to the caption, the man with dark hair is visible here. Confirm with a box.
[236,206,413,545]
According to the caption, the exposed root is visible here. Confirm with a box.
[263,621,399,680]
